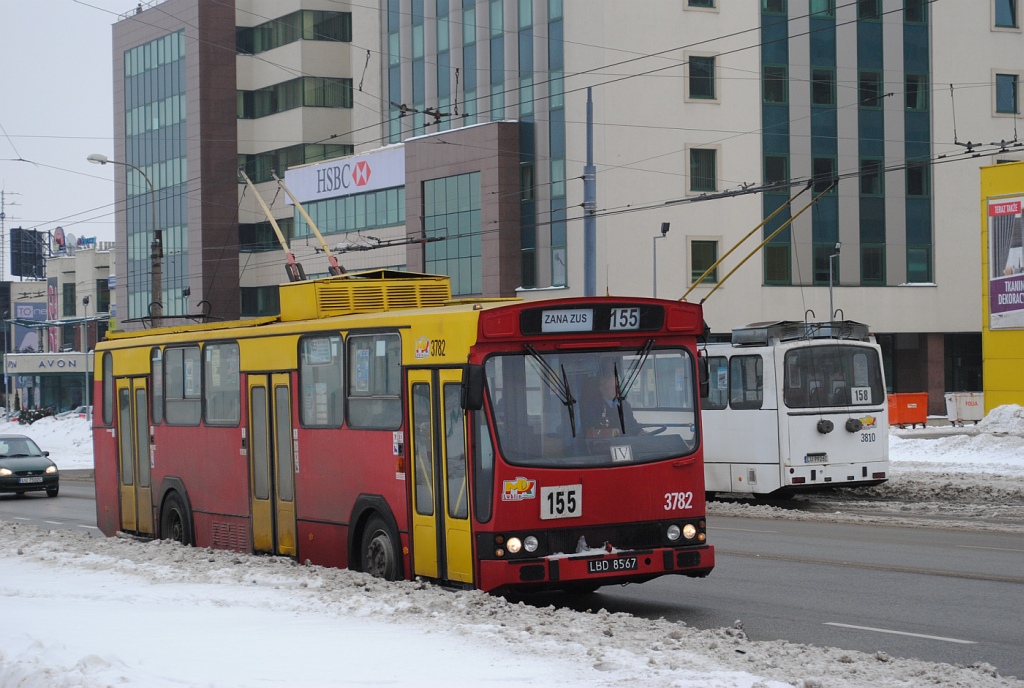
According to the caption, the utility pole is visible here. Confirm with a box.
[583,88,596,296]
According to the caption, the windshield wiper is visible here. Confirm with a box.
[525,344,578,437]
[608,340,654,436]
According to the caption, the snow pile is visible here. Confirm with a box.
[1,521,1018,688]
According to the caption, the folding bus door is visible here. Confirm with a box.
[116,377,153,536]
[407,368,473,585]
[247,373,297,557]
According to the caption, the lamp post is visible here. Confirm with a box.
[82,296,91,419]
[88,153,163,320]
[828,241,841,321]
[652,222,670,298]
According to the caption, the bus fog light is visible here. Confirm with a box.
[506,537,522,554]
[682,524,697,540]
[666,525,681,541]
[524,536,539,553]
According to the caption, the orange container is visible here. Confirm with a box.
[888,392,928,428]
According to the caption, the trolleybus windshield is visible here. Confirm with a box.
[485,347,698,468]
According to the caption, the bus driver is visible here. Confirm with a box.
[581,361,639,438]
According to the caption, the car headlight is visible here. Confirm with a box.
[46,465,57,474]
[506,537,522,554]
[666,524,681,541]
[523,535,538,553]
[0,467,11,476]
[682,524,698,540]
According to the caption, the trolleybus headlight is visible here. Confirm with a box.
[682,524,698,540]
[524,535,539,553]
[666,524,681,541]
[506,537,523,554]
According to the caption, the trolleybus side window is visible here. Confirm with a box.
[151,348,163,425]
[412,382,433,515]
[444,383,469,519]
[347,333,402,429]
[299,334,343,427]
[204,342,240,426]
[102,352,114,425]
[473,405,495,522]
[165,346,202,425]
[703,356,728,410]
[729,355,763,410]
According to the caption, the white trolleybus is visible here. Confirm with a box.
[701,320,889,497]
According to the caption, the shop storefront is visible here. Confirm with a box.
[4,352,92,414]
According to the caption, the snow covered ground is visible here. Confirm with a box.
[1,407,1023,687]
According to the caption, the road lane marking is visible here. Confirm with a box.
[43,520,64,525]
[713,526,779,533]
[824,622,976,644]
[77,525,99,530]
[956,544,1024,553]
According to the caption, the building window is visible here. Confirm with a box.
[762,0,787,13]
[812,157,836,194]
[995,0,1018,28]
[691,240,718,283]
[238,143,353,184]
[860,159,883,196]
[996,73,1019,114]
[858,0,880,19]
[813,243,839,285]
[689,148,717,193]
[688,0,715,7]
[907,163,930,196]
[810,0,835,17]
[763,65,788,104]
[688,55,716,100]
[765,243,791,285]
[424,172,482,296]
[859,70,882,107]
[861,244,886,285]
[62,283,76,317]
[905,0,927,23]
[237,77,353,119]
[907,245,932,283]
[812,68,835,106]
[236,10,352,55]
[764,155,789,186]
[905,74,929,110]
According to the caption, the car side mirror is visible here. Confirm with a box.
[462,364,485,411]
[698,352,710,399]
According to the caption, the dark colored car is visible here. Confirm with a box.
[0,434,59,497]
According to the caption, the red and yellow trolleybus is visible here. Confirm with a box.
[93,270,713,593]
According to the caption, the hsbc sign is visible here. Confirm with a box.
[284,146,405,204]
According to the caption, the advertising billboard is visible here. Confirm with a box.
[988,196,1024,330]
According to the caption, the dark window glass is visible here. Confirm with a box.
[907,245,932,282]
[812,68,835,105]
[164,346,201,425]
[347,333,402,429]
[995,0,1017,27]
[905,0,927,23]
[151,348,163,424]
[858,0,880,20]
[765,244,791,285]
[240,286,281,317]
[62,283,76,317]
[689,56,716,99]
[764,155,789,185]
[704,356,728,410]
[691,240,718,283]
[783,345,884,408]
[810,0,835,16]
[860,159,883,196]
[204,343,240,426]
[813,157,836,194]
[689,149,717,192]
[689,0,715,6]
[300,335,344,427]
[859,71,882,107]
[729,355,763,410]
[763,65,788,104]
[905,74,929,110]
[907,164,930,196]
[861,244,886,285]
[996,73,1019,114]
[102,352,114,425]
[444,383,468,519]
[762,0,787,13]
[813,243,841,285]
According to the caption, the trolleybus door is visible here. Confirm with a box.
[116,377,154,536]
[247,373,297,557]
[407,368,473,585]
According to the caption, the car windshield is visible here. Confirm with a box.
[0,438,44,457]
[484,347,698,468]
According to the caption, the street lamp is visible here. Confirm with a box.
[829,241,841,321]
[88,153,163,319]
[653,222,670,298]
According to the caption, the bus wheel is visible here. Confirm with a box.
[161,493,192,546]
[361,515,399,581]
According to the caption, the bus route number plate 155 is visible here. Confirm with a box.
[540,484,582,520]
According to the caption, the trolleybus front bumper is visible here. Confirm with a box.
[478,543,715,594]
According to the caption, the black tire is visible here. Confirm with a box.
[46,485,59,498]
[160,492,192,546]
[361,515,400,581]
[561,582,602,595]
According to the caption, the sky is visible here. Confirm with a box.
[1,407,1022,686]
[0,0,129,272]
